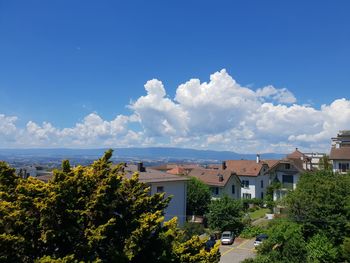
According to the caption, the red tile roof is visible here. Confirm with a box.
[188,168,238,187]
[167,166,186,175]
[287,148,311,161]
[224,160,276,177]
[151,163,201,171]
[267,158,307,173]
[329,147,350,160]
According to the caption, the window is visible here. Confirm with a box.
[285,163,291,169]
[241,180,249,188]
[282,174,293,189]
[261,192,264,199]
[243,193,252,199]
[211,187,219,196]
[260,180,264,188]
[338,163,350,172]
[231,184,235,194]
[156,186,164,193]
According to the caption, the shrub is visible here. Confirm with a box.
[240,226,264,239]
[183,222,205,241]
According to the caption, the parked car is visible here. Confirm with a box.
[220,231,234,245]
[254,234,268,247]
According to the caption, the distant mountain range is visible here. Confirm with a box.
[0,147,284,162]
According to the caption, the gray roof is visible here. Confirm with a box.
[124,164,189,183]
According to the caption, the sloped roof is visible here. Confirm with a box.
[267,158,306,173]
[188,168,239,187]
[329,147,350,160]
[151,163,201,171]
[167,166,186,175]
[287,148,311,161]
[125,164,189,183]
[262,160,280,168]
[224,160,276,177]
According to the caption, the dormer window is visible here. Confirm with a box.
[285,163,291,170]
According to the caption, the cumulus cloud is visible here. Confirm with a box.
[0,114,17,136]
[128,69,349,152]
[6,113,138,148]
[0,114,18,145]
[256,85,297,104]
[1,69,349,153]
[129,79,188,137]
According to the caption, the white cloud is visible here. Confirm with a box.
[174,69,259,134]
[0,114,18,145]
[1,69,349,153]
[256,85,297,104]
[0,114,17,136]
[129,79,188,137]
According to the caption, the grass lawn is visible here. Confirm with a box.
[249,208,270,220]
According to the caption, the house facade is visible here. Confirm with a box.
[125,163,188,226]
[330,130,350,173]
[267,160,301,200]
[268,149,312,201]
[224,157,278,200]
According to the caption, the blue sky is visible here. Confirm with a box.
[0,1,350,152]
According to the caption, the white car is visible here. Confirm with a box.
[220,231,234,245]
[254,234,268,247]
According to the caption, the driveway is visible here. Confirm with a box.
[220,237,256,263]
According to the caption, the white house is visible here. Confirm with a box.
[224,157,279,200]
[267,149,312,201]
[330,130,350,173]
[125,163,188,226]
[187,166,241,200]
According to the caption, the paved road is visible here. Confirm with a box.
[220,238,256,263]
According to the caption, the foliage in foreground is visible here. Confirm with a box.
[206,195,243,234]
[243,170,350,263]
[0,150,220,263]
[186,177,211,216]
[287,170,350,245]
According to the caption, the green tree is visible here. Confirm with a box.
[287,170,350,244]
[264,181,281,213]
[254,220,307,263]
[206,195,243,234]
[186,177,211,216]
[306,233,338,263]
[0,150,220,263]
[341,237,350,262]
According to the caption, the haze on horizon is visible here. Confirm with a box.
[1,1,350,153]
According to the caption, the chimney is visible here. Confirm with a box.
[137,162,145,172]
[222,161,226,170]
[256,154,260,164]
[218,174,224,182]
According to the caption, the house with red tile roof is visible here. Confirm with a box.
[187,167,241,199]
[330,130,350,173]
[267,149,313,201]
[224,156,279,200]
